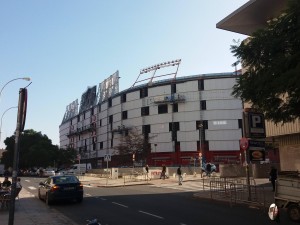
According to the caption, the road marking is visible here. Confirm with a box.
[85,193,92,196]
[112,202,128,208]
[139,210,164,219]
[28,186,37,190]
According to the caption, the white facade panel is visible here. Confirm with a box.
[149,123,170,133]
[180,141,198,152]
[202,109,242,120]
[209,140,240,151]
[148,85,171,97]
[177,80,198,92]
[122,99,142,110]
[173,111,200,122]
[129,108,141,119]
[207,99,242,110]
[180,100,200,112]
[206,129,242,141]
[178,130,198,142]
[209,119,239,130]
[202,89,234,100]
[127,91,140,101]
[205,78,236,90]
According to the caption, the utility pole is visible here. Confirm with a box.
[9,88,28,225]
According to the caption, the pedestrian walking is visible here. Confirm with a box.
[206,163,212,177]
[269,166,277,192]
[160,165,166,179]
[177,165,183,185]
[145,165,150,180]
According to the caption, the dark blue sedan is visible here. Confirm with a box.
[38,175,83,205]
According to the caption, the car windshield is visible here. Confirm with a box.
[53,176,79,184]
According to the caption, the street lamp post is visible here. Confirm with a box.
[0,77,31,101]
[0,106,18,144]
[154,144,157,167]
[132,152,135,174]
[198,123,203,177]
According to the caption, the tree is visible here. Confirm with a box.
[113,127,152,164]
[1,129,77,169]
[231,0,300,123]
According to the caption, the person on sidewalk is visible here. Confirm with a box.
[269,166,277,192]
[145,165,150,180]
[177,165,183,185]
[2,177,12,189]
[160,165,166,179]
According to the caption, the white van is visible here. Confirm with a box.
[66,163,91,175]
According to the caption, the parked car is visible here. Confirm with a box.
[38,175,83,205]
[43,169,56,177]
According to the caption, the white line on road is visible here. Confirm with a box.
[112,202,128,208]
[139,210,164,219]
[85,193,92,196]
[28,186,37,190]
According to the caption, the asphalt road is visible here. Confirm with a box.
[22,177,295,225]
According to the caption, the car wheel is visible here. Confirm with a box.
[287,204,300,222]
[46,193,52,205]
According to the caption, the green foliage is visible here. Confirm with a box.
[231,0,300,123]
[113,127,152,162]
[2,129,76,169]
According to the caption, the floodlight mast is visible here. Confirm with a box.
[132,59,181,87]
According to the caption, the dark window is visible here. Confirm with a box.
[198,79,204,90]
[173,103,178,112]
[122,111,128,120]
[141,106,149,116]
[100,142,103,149]
[238,119,243,129]
[142,125,150,139]
[77,115,80,122]
[196,120,208,130]
[169,122,180,131]
[121,93,127,103]
[108,98,112,107]
[98,104,101,112]
[142,125,151,134]
[171,83,176,93]
[175,141,180,152]
[140,87,148,98]
[100,119,102,126]
[109,115,113,124]
[125,129,129,136]
[203,120,208,129]
[93,142,96,150]
[200,100,206,110]
[111,138,113,147]
[158,104,168,114]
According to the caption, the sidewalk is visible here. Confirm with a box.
[0,175,275,225]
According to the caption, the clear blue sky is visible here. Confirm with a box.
[0,0,248,149]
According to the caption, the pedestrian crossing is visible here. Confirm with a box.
[151,180,210,192]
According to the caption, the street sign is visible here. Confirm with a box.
[243,111,266,138]
[104,154,111,162]
[248,139,265,162]
[240,137,249,151]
